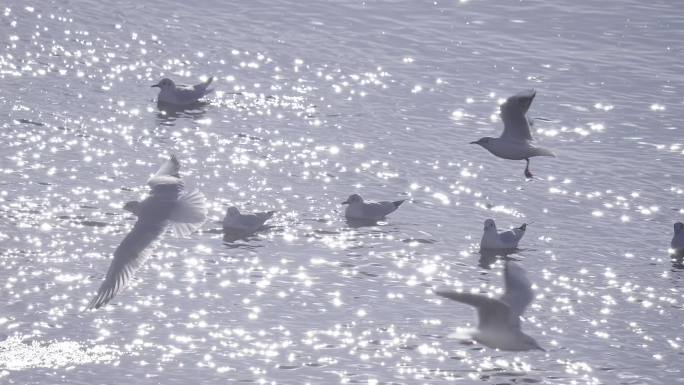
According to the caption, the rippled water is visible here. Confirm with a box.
[1,0,683,384]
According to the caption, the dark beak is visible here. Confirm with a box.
[469,141,479,145]
[151,83,160,88]
[341,200,349,205]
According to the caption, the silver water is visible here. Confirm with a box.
[1,1,683,384]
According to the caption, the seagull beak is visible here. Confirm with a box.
[151,83,160,88]
[469,141,478,145]
[341,200,349,205]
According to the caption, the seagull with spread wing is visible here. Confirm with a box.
[86,155,207,310]
[470,90,555,179]
[435,261,544,351]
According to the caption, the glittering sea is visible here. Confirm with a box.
[1,1,684,384]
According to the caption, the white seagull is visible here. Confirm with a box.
[470,89,555,178]
[435,261,544,351]
[222,206,275,235]
[86,155,207,310]
[151,77,214,106]
[480,219,526,250]
[341,194,405,221]
[672,222,684,252]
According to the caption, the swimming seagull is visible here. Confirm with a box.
[672,222,684,252]
[151,77,214,106]
[341,194,405,221]
[470,90,555,178]
[435,261,544,351]
[86,155,207,310]
[480,219,526,249]
[222,206,275,235]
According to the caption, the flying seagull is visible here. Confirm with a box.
[435,261,544,351]
[86,155,207,310]
[471,89,555,178]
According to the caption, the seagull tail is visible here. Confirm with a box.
[532,147,556,158]
[393,200,405,208]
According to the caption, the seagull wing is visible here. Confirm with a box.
[361,201,399,219]
[193,76,214,94]
[255,210,276,224]
[168,190,207,237]
[500,90,535,141]
[500,261,534,318]
[147,155,182,188]
[499,226,525,246]
[86,219,166,309]
[436,289,515,331]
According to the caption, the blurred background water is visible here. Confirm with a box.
[1,0,683,384]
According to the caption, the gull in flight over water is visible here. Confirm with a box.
[151,77,214,107]
[672,222,684,252]
[480,219,526,250]
[222,206,275,236]
[435,261,544,351]
[86,155,207,310]
[341,194,405,221]
[471,90,555,178]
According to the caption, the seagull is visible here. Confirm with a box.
[470,90,555,178]
[672,222,684,252]
[151,77,214,106]
[341,194,405,221]
[86,155,207,310]
[435,261,544,351]
[222,206,275,235]
[480,219,526,250]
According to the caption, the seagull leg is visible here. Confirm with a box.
[524,158,533,179]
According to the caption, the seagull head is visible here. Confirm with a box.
[342,194,363,205]
[123,201,141,215]
[484,219,497,231]
[470,137,494,149]
[675,222,684,234]
[226,206,241,217]
[151,78,175,89]
[501,89,536,116]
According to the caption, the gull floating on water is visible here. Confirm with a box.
[480,219,526,250]
[222,206,275,236]
[672,222,684,252]
[435,261,544,351]
[341,194,404,221]
[471,90,555,178]
[152,77,214,106]
[86,155,207,310]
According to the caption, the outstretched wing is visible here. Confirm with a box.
[148,155,182,188]
[500,90,535,141]
[435,289,515,331]
[500,261,534,318]
[168,189,208,237]
[86,220,166,309]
